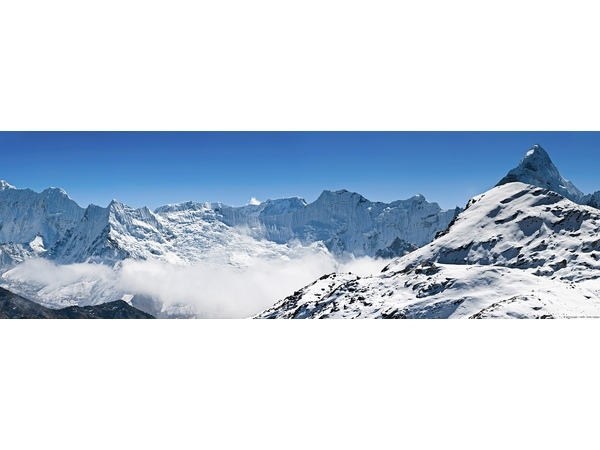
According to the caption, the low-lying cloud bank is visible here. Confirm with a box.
[1,254,388,318]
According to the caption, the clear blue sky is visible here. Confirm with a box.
[1,132,599,210]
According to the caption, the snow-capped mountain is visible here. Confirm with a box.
[497,143,600,208]
[255,146,600,319]
[5,142,598,319]
[46,197,336,268]
[1,182,458,270]
[0,178,456,316]
[208,189,458,257]
[0,181,84,265]
[229,190,459,256]
[49,200,175,265]
[256,183,600,319]
[497,144,586,203]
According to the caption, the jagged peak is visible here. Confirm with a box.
[528,143,546,152]
[521,144,553,169]
[108,200,154,216]
[41,186,69,197]
[154,201,207,214]
[0,180,16,190]
[263,196,307,206]
[409,194,426,203]
[317,189,368,203]
[497,144,585,203]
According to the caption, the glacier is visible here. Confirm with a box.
[0,184,459,268]
[0,178,458,317]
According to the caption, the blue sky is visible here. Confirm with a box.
[1,132,599,210]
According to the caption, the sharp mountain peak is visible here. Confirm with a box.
[496,144,586,204]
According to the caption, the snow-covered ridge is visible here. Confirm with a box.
[256,182,600,319]
[384,182,600,281]
[169,189,460,258]
[0,180,456,268]
[45,189,454,267]
[0,180,15,190]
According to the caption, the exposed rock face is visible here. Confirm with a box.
[375,237,418,259]
[0,287,154,319]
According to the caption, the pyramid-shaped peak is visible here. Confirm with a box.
[521,144,552,167]
[497,144,585,203]
[527,143,548,155]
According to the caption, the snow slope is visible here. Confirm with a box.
[388,182,600,281]
[256,263,600,319]
[255,182,600,319]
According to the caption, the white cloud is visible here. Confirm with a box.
[247,197,261,206]
[2,258,114,287]
[337,256,388,278]
[1,255,390,318]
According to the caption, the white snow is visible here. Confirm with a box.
[0,180,16,190]
[256,182,600,319]
[29,236,45,253]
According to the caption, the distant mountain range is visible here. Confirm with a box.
[0,168,460,316]
[0,181,459,268]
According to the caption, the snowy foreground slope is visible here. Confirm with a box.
[255,181,600,319]
[256,144,600,319]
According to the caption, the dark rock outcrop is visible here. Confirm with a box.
[0,287,155,319]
